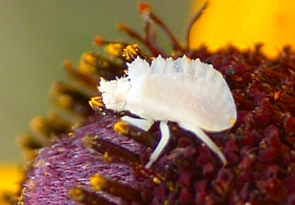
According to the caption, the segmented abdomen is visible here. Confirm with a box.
[126,56,236,132]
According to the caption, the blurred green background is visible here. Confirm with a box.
[0,1,193,163]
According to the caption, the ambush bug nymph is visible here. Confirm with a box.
[99,55,237,168]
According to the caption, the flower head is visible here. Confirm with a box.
[16,2,295,205]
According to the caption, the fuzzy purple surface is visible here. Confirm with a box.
[23,114,145,205]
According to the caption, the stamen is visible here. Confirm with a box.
[50,82,94,116]
[90,174,141,202]
[29,112,71,143]
[63,60,99,88]
[123,44,151,63]
[29,116,54,146]
[142,11,165,57]
[138,2,185,54]
[116,24,145,44]
[93,36,128,49]
[185,1,209,47]
[96,39,147,65]
[89,97,103,112]
[79,52,125,80]
[105,43,125,58]
[137,2,151,13]
[148,11,185,54]
[17,133,40,151]
[93,35,104,46]
[113,121,158,148]
[68,187,116,205]
[82,135,140,163]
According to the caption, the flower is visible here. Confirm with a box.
[0,164,23,205]
[15,2,295,204]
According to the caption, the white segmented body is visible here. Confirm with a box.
[99,56,237,168]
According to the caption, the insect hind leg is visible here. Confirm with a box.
[179,122,227,166]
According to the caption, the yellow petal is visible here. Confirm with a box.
[190,0,295,57]
[0,164,23,204]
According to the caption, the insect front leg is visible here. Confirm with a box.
[146,121,170,169]
[121,115,154,131]
[179,122,227,166]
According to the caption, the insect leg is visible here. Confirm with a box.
[179,122,227,166]
[121,116,154,131]
[145,121,170,168]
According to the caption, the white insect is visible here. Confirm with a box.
[99,55,236,168]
